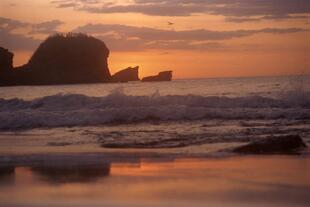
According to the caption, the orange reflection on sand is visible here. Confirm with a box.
[1,156,310,207]
[110,160,174,176]
[111,156,310,187]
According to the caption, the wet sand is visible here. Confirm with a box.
[0,155,309,207]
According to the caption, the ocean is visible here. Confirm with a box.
[0,75,309,154]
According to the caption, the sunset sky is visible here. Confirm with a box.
[0,0,309,79]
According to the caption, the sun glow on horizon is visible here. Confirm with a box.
[1,0,309,78]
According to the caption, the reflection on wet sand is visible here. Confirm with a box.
[31,164,110,184]
[0,166,15,176]
[0,166,15,185]
[0,156,309,207]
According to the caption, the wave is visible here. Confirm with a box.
[0,88,309,130]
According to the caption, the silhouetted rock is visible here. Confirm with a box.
[0,33,111,86]
[112,66,140,82]
[142,71,172,82]
[0,47,13,70]
[0,47,14,85]
[232,135,307,154]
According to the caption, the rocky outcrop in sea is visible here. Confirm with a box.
[0,33,111,86]
[142,71,172,82]
[112,66,140,82]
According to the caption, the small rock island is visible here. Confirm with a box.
[142,71,173,82]
[0,33,172,86]
[111,66,140,82]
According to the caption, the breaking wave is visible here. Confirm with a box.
[0,88,309,130]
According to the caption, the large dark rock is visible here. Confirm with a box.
[0,47,14,85]
[142,71,172,82]
[232,135,307,154]
[111,66,140,82]
[0,47,13,70]
[0,33,111,86]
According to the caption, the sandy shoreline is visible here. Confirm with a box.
[0,120,309,207]
[1,152,310,207]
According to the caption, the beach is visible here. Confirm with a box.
[0,76,309,207]
[1,154,310,207]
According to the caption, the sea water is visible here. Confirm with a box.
[0,76,309,154]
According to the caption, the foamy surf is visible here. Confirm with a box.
[0,88,309,130]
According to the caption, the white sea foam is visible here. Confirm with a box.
[0,89,309,130]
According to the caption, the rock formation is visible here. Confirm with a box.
[0,47,14,85]
[1,34,174,86]
[142,71,172,82]
[0,33,111,86]
[232,135,307,154]
[0,47,13,70]
[111,66,140,82]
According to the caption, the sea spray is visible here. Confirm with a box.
[0,89,309,130]
[278,74,310,107]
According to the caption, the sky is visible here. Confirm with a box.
[0,0,309,79]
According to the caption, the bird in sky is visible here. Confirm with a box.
[168,21,174,26]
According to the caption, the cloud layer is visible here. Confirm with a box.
[50,0,310,20]
[0,17,64,50]
[1,16,309,52]
[73,23,309,51]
